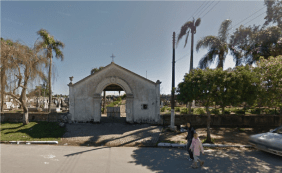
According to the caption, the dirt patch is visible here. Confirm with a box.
[158,127,274,146]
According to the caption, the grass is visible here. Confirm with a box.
[202,137,215,144]
[0,122,66,141]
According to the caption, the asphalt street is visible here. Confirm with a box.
[1,144,281,173]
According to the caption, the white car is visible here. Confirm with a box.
[249,125,282,157]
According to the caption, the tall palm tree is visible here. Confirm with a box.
[177,17,201,72]
[37,29,65,112]
[196,19,232,69]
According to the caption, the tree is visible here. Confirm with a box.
[230,25,282,66]
[177,68,217,143]
[196,19,232,69]
[37,29,65,112]
[264,0,282,28]
[177,17,201,114]
[91,66,104,75]
[177,18,201,72]
[233,65,260,112]
[1,39,48,125]
[256,56,282,114]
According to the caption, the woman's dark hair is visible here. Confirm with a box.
[187,121,192,130]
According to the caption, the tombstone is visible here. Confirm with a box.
[192,100,196,107]
[43,99,48,109]
[161,101,164,108]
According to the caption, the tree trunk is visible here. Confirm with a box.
[188,102,192,114]
[206,106,212,143]
[190,29,194,73]
[1,63,5,112]
[222,105,225,115]
[48,57,52,112]
[280,107,282,116]
[21,87,29,125]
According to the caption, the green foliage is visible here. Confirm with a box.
[0,122,66,141]
[101,108,104,113]
[117,97,122,102]
[194,108,206,115]
[224,110,231,114]
[121,94,126,99]
[256,56,282,110]
[250,108,261,114]
[106,100,121,107]
[175,107,180,112]
[211,109,220,115]
[91,66,104,75]
[167,107,171,111]
[234,109,245,115]
[161,107,166,112]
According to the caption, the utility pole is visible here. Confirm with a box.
[170,32,176,131]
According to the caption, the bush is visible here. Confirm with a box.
[234,109,245,115]
[101,108,104,113]
[161,107,166,112]
[180,108,188,114]
[224,110,231,114]
[194,108,206,115]
[175,107,180,112]
[117,97,122,101]
[180,108,194,114]
[211,109,220,115]
[167,107,171,111]
[250,108,261,114]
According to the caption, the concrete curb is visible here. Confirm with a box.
[3,141,58,145]
[158,143,253,148]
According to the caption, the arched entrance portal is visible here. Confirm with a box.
[92,77,134,123]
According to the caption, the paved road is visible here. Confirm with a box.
[1,144,282,173]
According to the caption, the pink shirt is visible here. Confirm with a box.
[190,137,204,156]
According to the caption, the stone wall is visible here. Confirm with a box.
[161,114,282,128]
[0,112,68,123]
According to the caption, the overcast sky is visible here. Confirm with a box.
[2,0,266,95]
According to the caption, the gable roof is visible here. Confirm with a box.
[72,62,157,86]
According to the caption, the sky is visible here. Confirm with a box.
[1,0,266,96]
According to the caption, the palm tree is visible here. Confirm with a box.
[196,19,232,69]
[37,29,65,112]
[177,17,201,72]
[177,17,201,114]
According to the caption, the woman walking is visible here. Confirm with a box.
[190,132,205,169]
[186,122,195,161]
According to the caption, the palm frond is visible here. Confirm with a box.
[218,19,232,42]
[177,21,193,46]
[184,30,190,48]
[198,49,218,69]
[195,18,201,27]
[196,36,221,52]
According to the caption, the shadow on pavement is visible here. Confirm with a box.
[129,148,282,173]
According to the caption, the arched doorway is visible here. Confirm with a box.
[101,84,126,123]
[93,77,134,123]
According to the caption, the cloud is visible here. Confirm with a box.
[3,17,23,26]
[57,11,71,17]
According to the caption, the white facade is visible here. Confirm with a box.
[68,62,161,124]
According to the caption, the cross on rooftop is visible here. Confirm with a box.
[110,53,115,62]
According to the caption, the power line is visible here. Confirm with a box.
[231,6,266,29]
[192,1,209,19]
[197,0,215,18]
[201,1,221,19]
[187,1,208,21]
[175,54,189,63]
[195,1,212,19]
[243,11,266,26]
